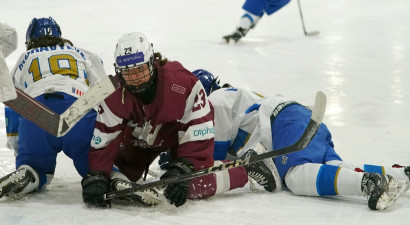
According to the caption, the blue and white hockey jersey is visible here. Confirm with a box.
[209,87,288,160]
[6,44,107,152]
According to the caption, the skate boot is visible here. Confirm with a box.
[223,27,249,43]
[0,165,39,199]
[361,172,395,210]
[241,149,276,192]
[110,179,161,206]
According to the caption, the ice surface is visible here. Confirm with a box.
[1,0,410,224]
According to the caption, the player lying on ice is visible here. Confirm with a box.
[80,32,278,208]
[159,69,409,210]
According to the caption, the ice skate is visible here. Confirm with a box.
[241,149,276,192]
[222,27,249,43]
[361,172,407,210]
[0,166,38,199]
[110,179,161,206]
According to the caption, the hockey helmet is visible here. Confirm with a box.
[26,17,61,44]
[192,69,221,95]
[114,32,155,94]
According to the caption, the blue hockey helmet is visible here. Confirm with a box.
[26,17,61,44]
[192,69,221,96]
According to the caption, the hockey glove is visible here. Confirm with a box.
[160,157,194,207]
[81,172,111,209]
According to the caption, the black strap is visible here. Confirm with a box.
[270,101,298,125]
[44,93,64,99]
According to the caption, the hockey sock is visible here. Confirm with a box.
[316,165,363,196]
[285,164,363,196]
[238,12,261,30]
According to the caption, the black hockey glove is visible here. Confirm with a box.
[81,171,111,209]
[160,157,194,207]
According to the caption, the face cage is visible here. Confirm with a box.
[116,60,155,94]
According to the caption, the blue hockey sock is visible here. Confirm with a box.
[316,164,340,196]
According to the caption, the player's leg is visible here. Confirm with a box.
[263,0,291,15]
[187,160,248,199]
[223,0,264,42]
[285,163,398,210]
[1,108,57,198]
[271,104,342,182]
[62,97,96,177]
[327,160,410,185]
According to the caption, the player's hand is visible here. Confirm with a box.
[160,157,194,207]
[81,171,111,208]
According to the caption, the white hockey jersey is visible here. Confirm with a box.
[6,43,107,152]
[10,44,107,98]
[209,87,288,159]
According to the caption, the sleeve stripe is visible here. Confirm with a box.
[179,120,215,145]
[97,100,123,127]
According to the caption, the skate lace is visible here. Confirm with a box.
[362,177,376,195]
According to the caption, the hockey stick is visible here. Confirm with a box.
[297,0,320,36]
[3,75,115,137]
[104,91,326,201]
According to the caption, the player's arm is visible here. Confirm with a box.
[175,80,215,169]
[88,96,128,177]
[81,48,108,87]
[160,80,214,207]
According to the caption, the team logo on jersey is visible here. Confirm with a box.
[92,135,102,145]
[281,156,288,164]
[193,126,215,137]
[172,84,186,94]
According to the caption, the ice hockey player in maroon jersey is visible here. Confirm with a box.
[81,32,277,208]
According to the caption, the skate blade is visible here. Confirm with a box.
[376,179,408,210]
[221,36,240,44]
[135,189,162,206]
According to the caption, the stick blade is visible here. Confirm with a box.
[305,31,320,36]
[57,75,116,136]
[311,91,326,123]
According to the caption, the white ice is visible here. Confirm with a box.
[1,0,410,224]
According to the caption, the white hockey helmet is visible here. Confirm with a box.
[114,32,156,94]
[114,32,154,69]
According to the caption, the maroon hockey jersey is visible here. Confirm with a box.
[88,61,215,180]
